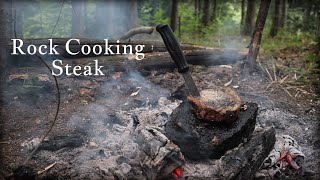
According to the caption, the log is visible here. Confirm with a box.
[217,127,276,179]
[184,127,276,179]
[71,49,246,72]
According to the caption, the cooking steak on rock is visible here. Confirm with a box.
[187,87,243,124]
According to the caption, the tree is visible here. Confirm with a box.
[94,0,115,38]
[240,0,245,27]
[243,0,256,36]
[279,0,287,28]
[202,0,210,26]
[13,1,23,38]
[247,0,271,70]
[0,0,13,90]
[211,0,217,21]
[170,0,179,32]
[71,0,86,37]
[129,0,138,29]
[194,0,201,18]
[302,2,312,31]
[270,0,281,37]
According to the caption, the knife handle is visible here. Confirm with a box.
[156,24,189,73]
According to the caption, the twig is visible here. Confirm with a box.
[265,67,273,81]
[37,162,57,175]
[272,63,277,82]
[279,74,290,84]
[265,81,274,90]
[279,84,293,97]
[0,141,10,144]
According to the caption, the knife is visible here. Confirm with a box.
[156,24,200,97]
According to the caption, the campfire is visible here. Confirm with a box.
[3,25,312,180]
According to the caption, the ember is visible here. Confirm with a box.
[172,167,182,179]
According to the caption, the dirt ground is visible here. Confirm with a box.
[0,46,319,179]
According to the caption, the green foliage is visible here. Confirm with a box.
[178,1,243,48]
[138,0,170,26]
[22,0,71,38]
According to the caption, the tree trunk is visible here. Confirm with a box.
[170,0,179,32]
[194,0,199,17]
[211,0,217,21]
[270,0,281,37]
[129,0,138,29]
[95,0,115,38]
[0,0,13,95]
[202,0,210,26]
[243,0,256,36]
[241,0,245,26]
[279,0,287,27]
[240,0,246,34]
[303,2,312,31]
[71,0,86,37]
[13,1,23,38]
[83,0,88,36]
[247,0,271,70]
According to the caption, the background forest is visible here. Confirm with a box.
[12,0,320,50]
[7,0,319,88]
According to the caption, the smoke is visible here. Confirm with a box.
[59,70,181,178]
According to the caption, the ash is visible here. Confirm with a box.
[35,95,182,179]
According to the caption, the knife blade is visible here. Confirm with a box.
[156,24,200,97]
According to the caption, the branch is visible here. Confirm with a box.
[120,26,154,40]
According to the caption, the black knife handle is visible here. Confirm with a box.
[156,24,189,73]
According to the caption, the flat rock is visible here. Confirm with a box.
[165,102,258,160]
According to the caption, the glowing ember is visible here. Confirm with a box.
[172,167,182,179]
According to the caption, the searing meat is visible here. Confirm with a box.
[187,87,243,124]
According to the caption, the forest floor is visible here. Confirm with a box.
[0,44,319,179]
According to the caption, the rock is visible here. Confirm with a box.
[165,102,258,160]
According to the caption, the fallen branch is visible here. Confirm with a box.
[120,26,154,40]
